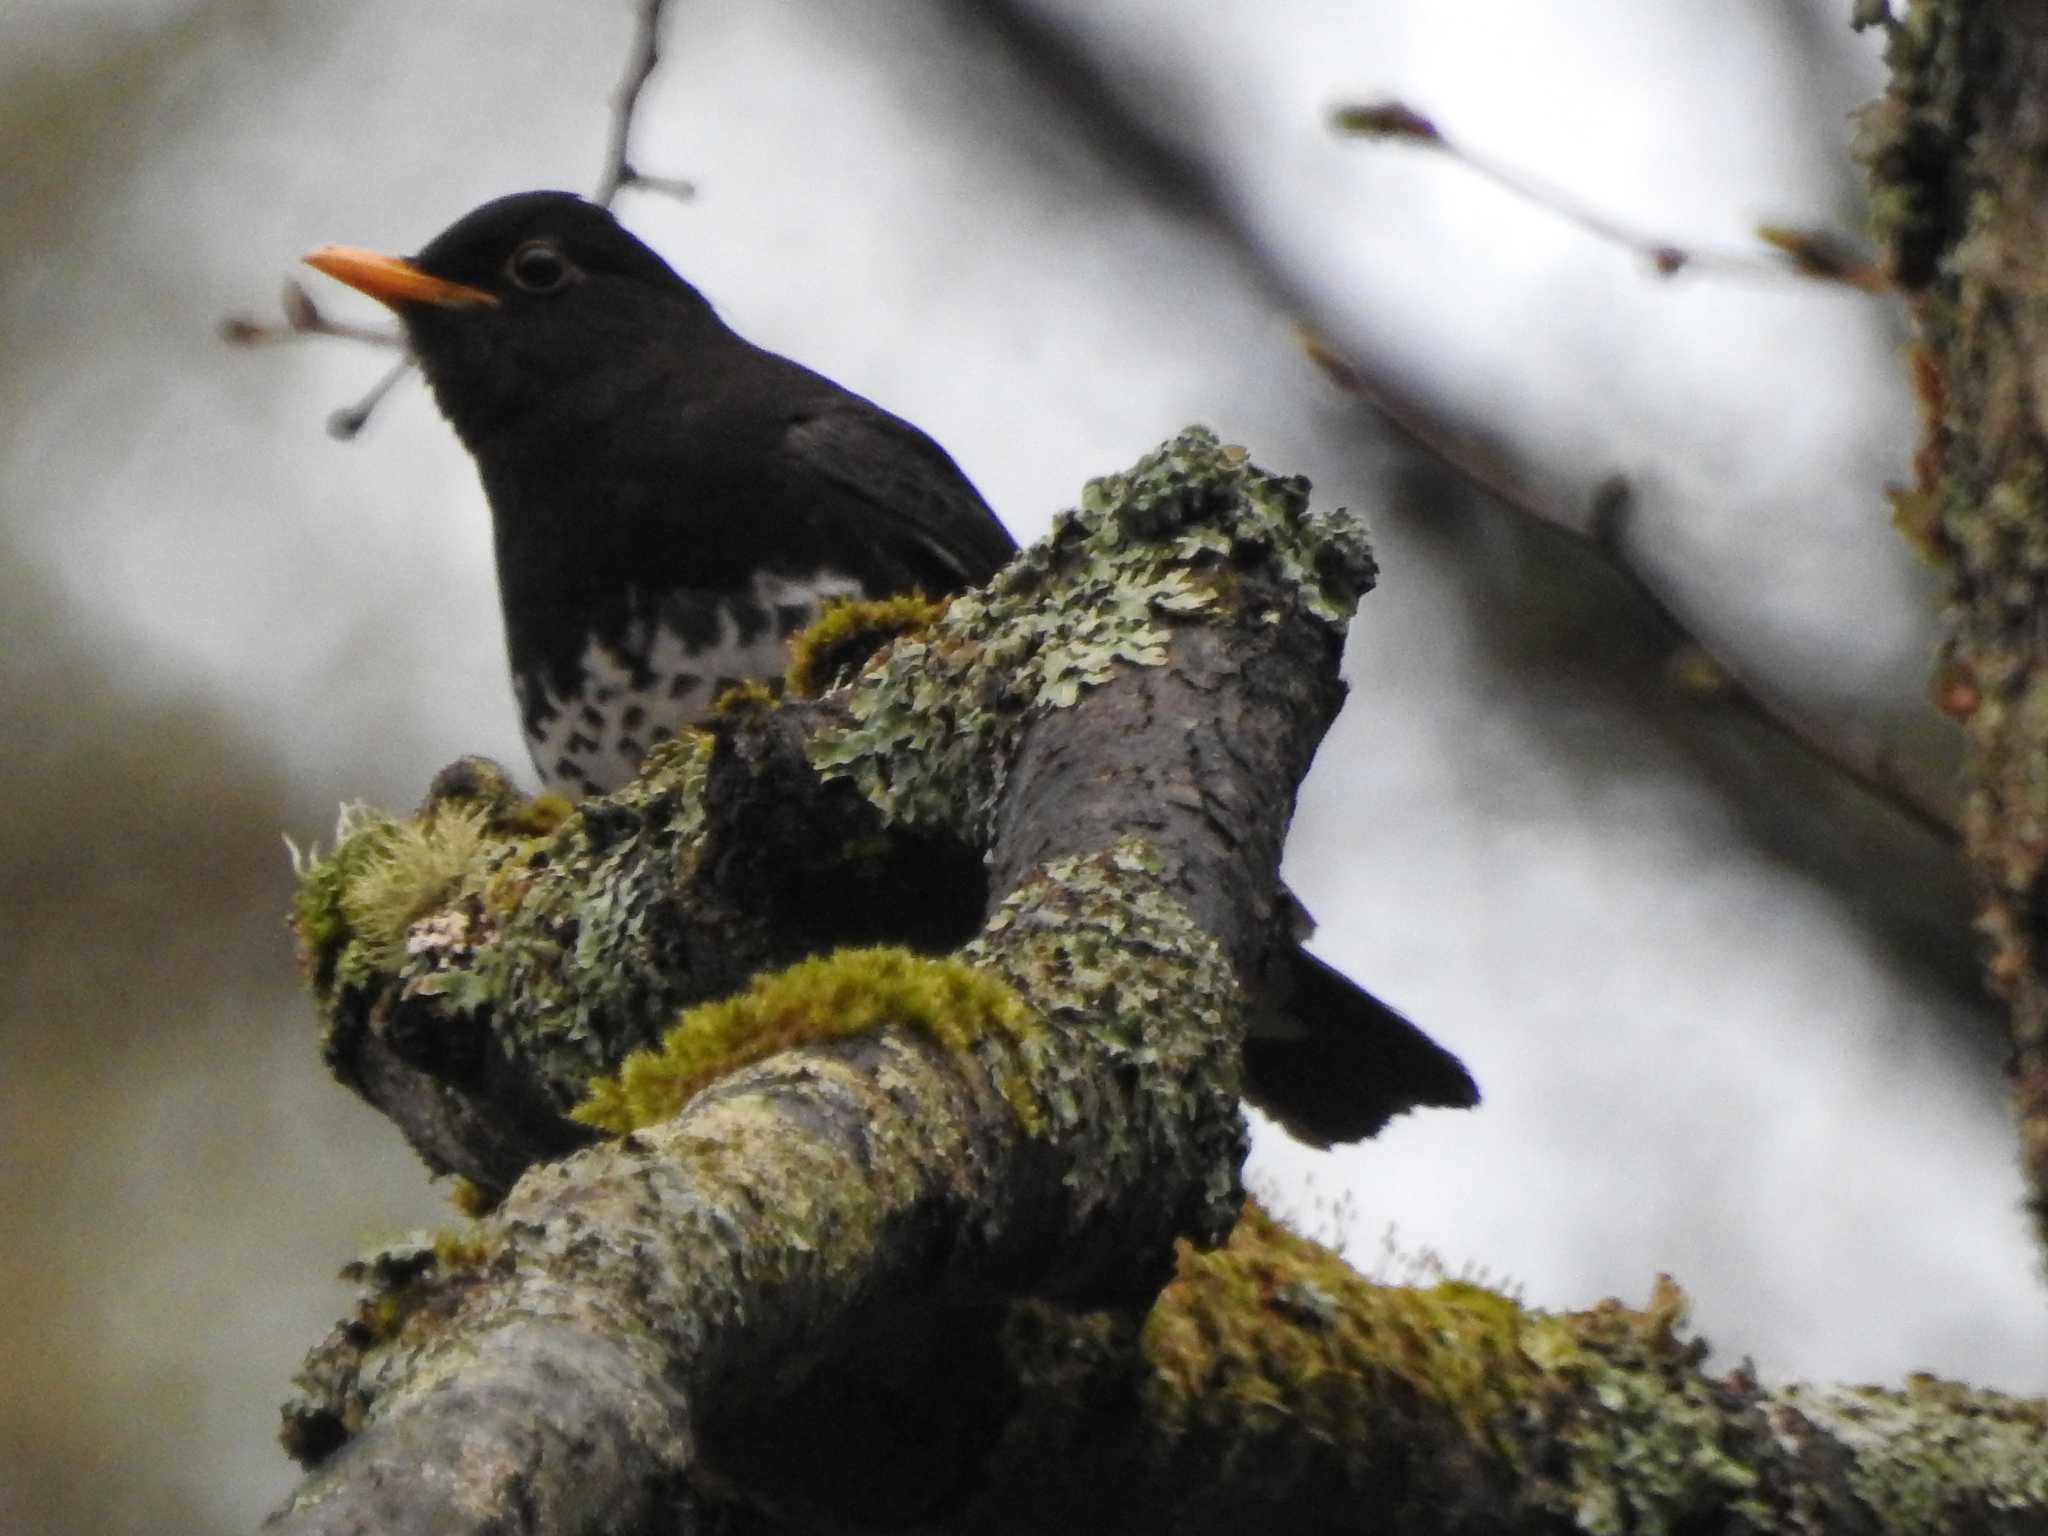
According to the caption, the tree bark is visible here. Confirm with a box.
[270,431,1332,1532]
[1858,0,2048,1254]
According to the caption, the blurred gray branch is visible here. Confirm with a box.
[961,0,1956,851]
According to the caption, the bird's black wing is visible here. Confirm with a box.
[783,403,1018,592]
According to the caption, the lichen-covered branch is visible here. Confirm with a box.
[969,1208,2048,1535]
[267,427,2047,1532]
[1858,0,2048,1253]
[267,431,1356,1533]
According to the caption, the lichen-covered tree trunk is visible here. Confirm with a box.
[1859,0,2048,1254]
[263,431,2047,1535]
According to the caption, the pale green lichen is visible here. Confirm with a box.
[280,1228,506,1465]
[809,427,1375,844]
[567,836,1250,1176]
[710,677,779,716]
[1518,1278,1770,1535]
[415,729,721,1095]
[573,946,1043,1133]
[966,837,1248,1247]
[1783,1376,2048,1529]
[289,730,723,1107]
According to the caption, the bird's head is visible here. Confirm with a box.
[304,191,718,453]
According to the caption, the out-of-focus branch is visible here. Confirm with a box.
[1331,100,1888,291]
[218,283,410,440]
[224,0,691,439]
[959,0,1951,853]
[1296,328,1958,844]
[218,280,404,351]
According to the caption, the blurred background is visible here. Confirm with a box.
[6,2,2040,1531]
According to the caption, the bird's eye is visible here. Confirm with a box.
[506,241,573,294]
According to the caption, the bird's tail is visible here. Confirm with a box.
[1244,947,1479,1147]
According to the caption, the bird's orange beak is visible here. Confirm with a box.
[302,246,498,310]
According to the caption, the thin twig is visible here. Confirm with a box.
[1331,100,1888,291]
[328,359,413,441]
[954,2,1947,844]
[594,0,695,208]
[232,0,696,435]
[218,280,405,351]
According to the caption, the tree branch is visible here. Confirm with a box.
[960,0,1955,890]
[593,0,696,205]
[266,429,2048,1532]
[1860,0,2048,1256]
[967,1207,2048,1534]
[268,431,1347,1532]
[1331,99,1886,288]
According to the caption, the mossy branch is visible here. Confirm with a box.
[269,423,2047,1532]
[269,430,1362,1533]
[974,1207,2047,1535]
[1858,0,2048,1256]
[282,1199,2048,1535]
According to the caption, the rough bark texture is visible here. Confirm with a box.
[1858,0,2048,1250]
[266,430,2048,1534]
[269,431,1329,1533]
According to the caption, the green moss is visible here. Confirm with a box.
[509,792,575,836]
[336,802,492,973]
[289,803,403,991]
[1124,1209,1780,1531]
[573,946,1043,1133]
[711,677,779,716]
[336,1235,484,1347]
[289,728,727,1110]
[428,1226,500,1275]
[785,592,946,698]
[288,772,585,1000]
[1890,485,1943,563]
[809,427,1375,845]
[1139,1204,1538,1490]
[446,1175,497,1217]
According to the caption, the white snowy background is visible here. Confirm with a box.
[5,3,2038,1532]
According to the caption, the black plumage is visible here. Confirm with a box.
[303,191,1476,1142]
[314,191,1010,792]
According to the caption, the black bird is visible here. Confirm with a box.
[308,192,1011,796]
[303,190,1476,1143]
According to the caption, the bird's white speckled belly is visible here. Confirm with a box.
[526,569,863,796]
